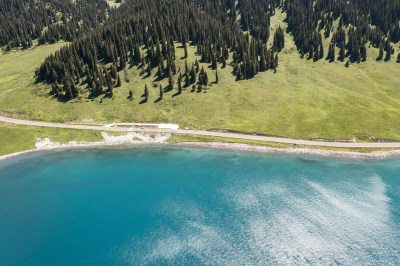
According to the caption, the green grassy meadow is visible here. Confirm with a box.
[1,10,400,141]
[0,122,103,156]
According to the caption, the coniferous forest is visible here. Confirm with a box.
[2,0,399,101]
[0,0,109,49]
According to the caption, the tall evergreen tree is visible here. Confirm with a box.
[159,84,163,99]
[378,43,384,60]
[168,70,174,88]
[385,45,392,61]
[116,74,121,87]
[319,43,324,59]
[339,42,345,61]
[178,74,182,94]
[143,84,149,102]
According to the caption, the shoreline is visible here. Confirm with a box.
[172,142,400,159]
[3,115,400,149]
[1,132,400,161]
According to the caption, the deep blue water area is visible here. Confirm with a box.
[0,146,399,265]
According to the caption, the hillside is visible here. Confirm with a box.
[1,0,400,141]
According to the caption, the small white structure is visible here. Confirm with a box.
[104,123,179,130]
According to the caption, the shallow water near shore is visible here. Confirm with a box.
[0,145,400,265]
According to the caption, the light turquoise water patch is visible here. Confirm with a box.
[0,146,399,265]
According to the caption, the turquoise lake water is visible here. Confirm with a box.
[0,145,400,265]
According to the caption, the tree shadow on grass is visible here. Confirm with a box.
[172,92,181,97]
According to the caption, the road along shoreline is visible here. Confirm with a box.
[1,131,400,161]
[2,115,400,148]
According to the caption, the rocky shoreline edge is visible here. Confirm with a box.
[1,132,400,161]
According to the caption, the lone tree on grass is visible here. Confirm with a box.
[143,84,149,102]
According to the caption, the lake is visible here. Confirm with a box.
[0,146,399,265]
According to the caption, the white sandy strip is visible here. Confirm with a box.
[1,133,400,161]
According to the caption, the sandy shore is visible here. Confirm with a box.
[1,132,400,161]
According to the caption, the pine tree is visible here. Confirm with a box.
[64,78,73,100]
[95,80,103,95]
[128,90,133,99]
[159,84,163,99]
[360,45,367,61]
[378,43,384,60]
[319,42,324,59]
[236,67,242,80]
[116,74,121,87]
[233,64,238,75]
[211,53,217,69]
[309,49,314,60]
[351,43,361,63]
[178,74,182,94]
[107,79,113,97]
[144,84,149,102]
[314,47,319,61]
[147,63,152,76]
[345,60,350,68]
[185,71,190,87]
[339,42,345,61]
[327,44,334,62]
[91,81,96,92]
[385,45,392,61]
[199,66,208,85]
[184,43,188,58]
[215,69,219,83]
[168,70,174,88]
[190,66,196,84]
[111,66,117,79]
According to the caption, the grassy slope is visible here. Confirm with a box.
[0,122,103,156]
[0,10,399,141]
